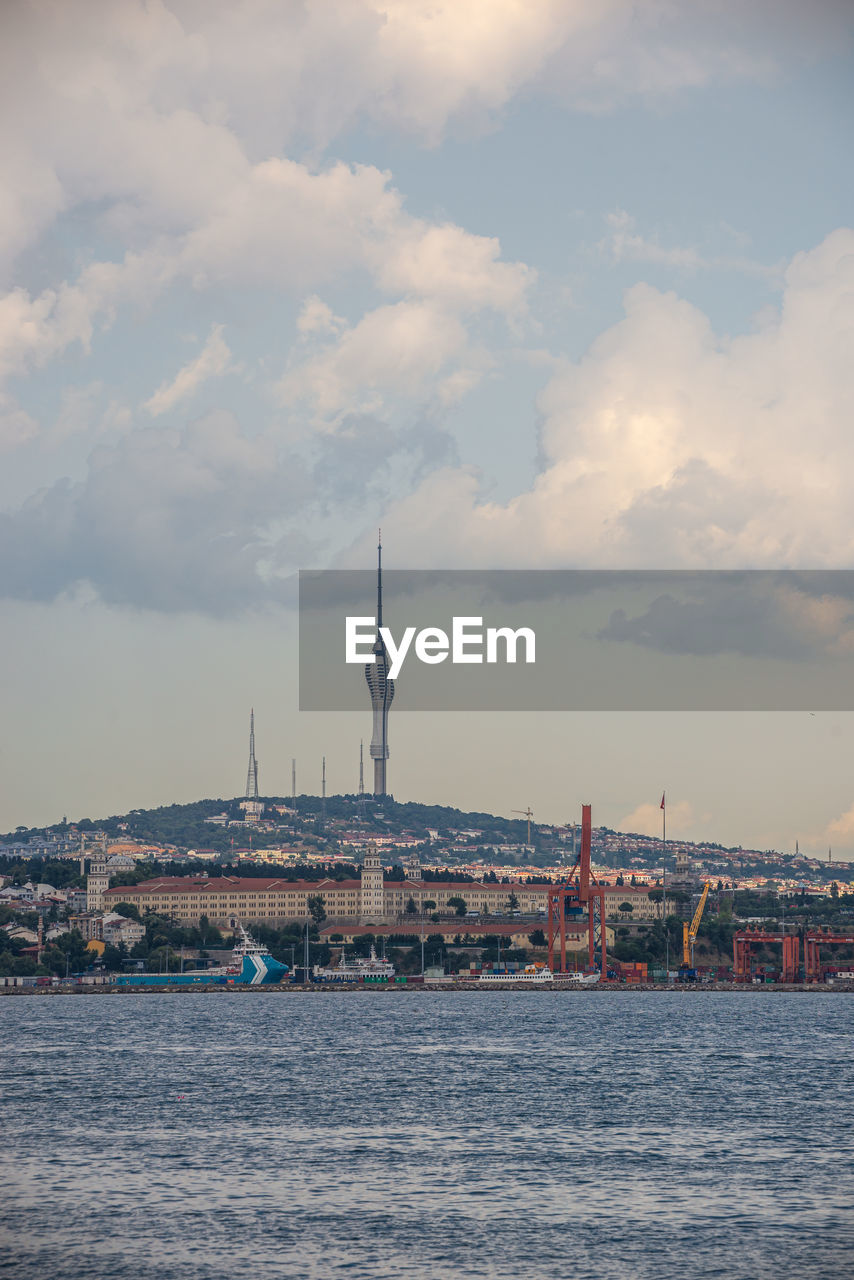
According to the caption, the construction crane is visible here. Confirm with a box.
[512,807,534,845]
[682,881,710,968]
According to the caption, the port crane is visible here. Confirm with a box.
[512,807,534,845]
[682,881,710,969]
[547,804,607,976]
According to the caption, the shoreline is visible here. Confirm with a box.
[2,981,852,996]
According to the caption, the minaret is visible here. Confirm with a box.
[365,532,394,795]
[246,708,259,799]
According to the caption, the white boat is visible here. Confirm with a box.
[314,944,396,982]
[554,970,600,985]
[479,964,554,984]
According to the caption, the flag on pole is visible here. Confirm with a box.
[660,792,665,810]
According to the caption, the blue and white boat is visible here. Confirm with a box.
[204,925,289,985]
[115,925,288,986]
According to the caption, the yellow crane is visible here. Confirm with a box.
[682,881,711,968]
[512,807,534,845]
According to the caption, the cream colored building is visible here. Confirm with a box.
[104,860,659,928]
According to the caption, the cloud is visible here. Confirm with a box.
[816,801,854,858]
[0,394,38,453]
[597,578,854,662]
[368,229,854,570]
[0,411,310,613]
[600,209,782,280]
[620,799,694,840]
[144,324,234,416]
[1,1,841,282]
[279,300,494,428]
[297,296,346,337]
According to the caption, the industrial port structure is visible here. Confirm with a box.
[733,927,854,983]
[546,804,607,975]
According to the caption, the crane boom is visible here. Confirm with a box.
[682,881,711,968]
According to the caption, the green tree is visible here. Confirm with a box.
[307,894,327,926]
[618,901,633,919]
[405,897,417,915]
[507,893,520,911]
[447,896,467,917]
[528,928,546,947]
[112,902,140,920]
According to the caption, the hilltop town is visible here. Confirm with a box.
[2,792,852,985]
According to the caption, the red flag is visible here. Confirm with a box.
[660,792,665,810]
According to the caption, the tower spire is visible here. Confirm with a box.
[245,708,259,799]
[377,528,383,628]
[321,755,327,823]
[366,532,393,796]
[359,739,365,796]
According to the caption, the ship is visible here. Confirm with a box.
[479,963,554,984]
[478,965,599,986]
[314,945,396,982]
[114,925,289,986]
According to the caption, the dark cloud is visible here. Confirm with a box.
[0,411,311,614]
[599,575,854,662]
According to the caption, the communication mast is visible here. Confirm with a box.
[245,708,259,799]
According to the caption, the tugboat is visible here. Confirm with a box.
[314,945,396,982]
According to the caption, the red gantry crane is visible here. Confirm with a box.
[547,804,607,977]
[803,929,854,982]
[733,928,800,983]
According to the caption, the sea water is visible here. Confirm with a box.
[1,991,851,1279]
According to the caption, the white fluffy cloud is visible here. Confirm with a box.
[1,0,837,281]
[145,324,234,416]
[370,229,854,569]
[279,300,493,428]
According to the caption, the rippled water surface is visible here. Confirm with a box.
[1,991,852,1279]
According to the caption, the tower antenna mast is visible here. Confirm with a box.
[321,755,327,824]
[365,530,394,795]
[245,709,259,799]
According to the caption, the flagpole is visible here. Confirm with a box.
[661,792,669,975]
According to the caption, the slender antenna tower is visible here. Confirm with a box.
[359,740,365,796]
[321,755,327,823]
[365,530,394,795]
[292,758,296,804]
[245,708,259,798]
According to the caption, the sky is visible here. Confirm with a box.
[1,0,854,854]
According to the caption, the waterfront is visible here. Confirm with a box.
[1,993,852,1280]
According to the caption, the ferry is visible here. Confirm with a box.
[479,964,554,984]
[314,945,396,982]
[555,970,600,986]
